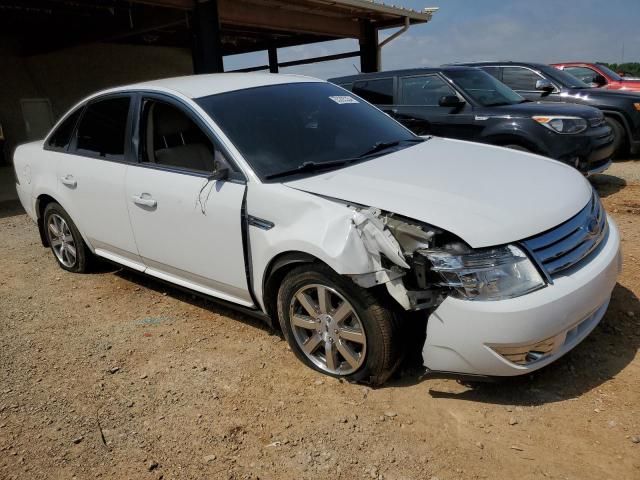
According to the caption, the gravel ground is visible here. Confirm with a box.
[0,171,639,479]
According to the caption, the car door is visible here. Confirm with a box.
[125,94,253,306]
[56,93,144,270]
[501,66,554,101]
[393,74,476,139]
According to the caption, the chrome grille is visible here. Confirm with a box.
[522,192,608,276]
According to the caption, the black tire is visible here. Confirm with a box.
[605,116,627,158]
[277,264,402,386]
[43,202,92,273]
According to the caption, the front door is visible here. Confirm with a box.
[56,94,144,270]
[125,96,252,306]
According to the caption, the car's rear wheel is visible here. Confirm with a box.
[277,264,402,385]
[605,116,627,158]
[43,203,91,273]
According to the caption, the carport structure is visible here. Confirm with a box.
[1,0,437,73]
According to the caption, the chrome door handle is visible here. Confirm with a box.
[60,175,77,188]
[132,194,157,208]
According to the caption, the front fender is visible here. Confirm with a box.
[478,120,546,154]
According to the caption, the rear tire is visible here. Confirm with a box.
[277,264,402,386]
[43,202,92,273]
[605,117,627,158]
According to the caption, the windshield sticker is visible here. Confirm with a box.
[329,96,359,104]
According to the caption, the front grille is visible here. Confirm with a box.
[589,117,606,128]
[522,192,608,276]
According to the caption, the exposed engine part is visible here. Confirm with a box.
[352,207,410,270]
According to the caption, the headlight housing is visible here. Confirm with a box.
[421,245,545,301]
[533,116,588,134]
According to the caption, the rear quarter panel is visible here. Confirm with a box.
[13,141,60,221]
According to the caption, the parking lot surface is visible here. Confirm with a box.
[0,165,639,479]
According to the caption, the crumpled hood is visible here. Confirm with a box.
[284,137,593,248]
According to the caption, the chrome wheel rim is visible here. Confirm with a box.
[289,284,366,375]
[47,214,77,268]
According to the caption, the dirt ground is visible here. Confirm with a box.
[1,165,639,480]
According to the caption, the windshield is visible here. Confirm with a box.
[196,82,417,180]
[445,69,525,106]
[596,63,623,82]
[539,65,592,89]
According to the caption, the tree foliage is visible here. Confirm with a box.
[601,62,640,77]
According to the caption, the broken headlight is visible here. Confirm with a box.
[421,245,545,301]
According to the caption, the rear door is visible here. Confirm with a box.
[125,94,252,306]
[394,74,475,138]
[56,94,143,270]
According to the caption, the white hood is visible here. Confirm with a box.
[285,137,593,248]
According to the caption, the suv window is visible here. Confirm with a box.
[483,67,502,81]
[353,78,394,104]
[564,66,599,84]
[501,67,544,91]
[75,97,131,160]
[47,107,83,151]
[399,75,456,106]
[140,99,222,174]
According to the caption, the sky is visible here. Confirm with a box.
[223,0,640,79]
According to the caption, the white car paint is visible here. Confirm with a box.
[13,73,621,379]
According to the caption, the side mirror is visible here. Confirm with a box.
[535,79,555,92]
[439,95,465,108]
[592,74,607,87]
[209,159,230,181]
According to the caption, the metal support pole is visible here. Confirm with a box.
[192,0,224,74]
[359,20,379,73]
[268,46,279,74]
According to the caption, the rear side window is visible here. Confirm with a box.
[47,107,83,151]
[74,97,131,160]
[399,75,456,105]
[353,78,394,104]
[502,67,543,91]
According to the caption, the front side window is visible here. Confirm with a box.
[398,75,457,106]
[501,67,544,91]
[47,107,83,151]
[446,69,525,107]
[352,78,394,104]
[140,99,222,174]
[564,66,599,84]
[196,82,417,180]
[75,97,131,160]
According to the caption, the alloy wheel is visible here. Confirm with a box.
[289,284,367,375]
[47,213,77,268]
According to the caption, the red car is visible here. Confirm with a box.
[552,62,640,92]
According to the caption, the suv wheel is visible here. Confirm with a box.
[277,264,401,385]
[605,117,627,157]
[43,203,91,273]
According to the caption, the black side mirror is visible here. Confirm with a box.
[209,159,230,181]
[439,95,465,108]
[535,79,555,92]
[592,74,607,87]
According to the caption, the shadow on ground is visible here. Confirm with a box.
[0,200,24,219]
[591,174,627,198]
[422,283,639,405]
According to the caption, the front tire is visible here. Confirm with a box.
[43,203,91,273]
[277,264,402,385]
[605,117,627,158]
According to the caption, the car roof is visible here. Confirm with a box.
[329,65,478,83]
[448,61,550,69]
[115,73,321,99]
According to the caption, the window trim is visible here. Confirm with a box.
[498,65,560,94]
[43,104,86,153]
[130,91,247,183]
[397,73,465,107]
[68,92,136,164]
[352,76,396,106]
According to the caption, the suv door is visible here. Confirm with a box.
[56,94,144,270]
[125,94,253,306]
[394,74,475,138]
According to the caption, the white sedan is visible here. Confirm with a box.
[13,74,621,384]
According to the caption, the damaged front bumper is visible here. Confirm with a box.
[422,219,621,377]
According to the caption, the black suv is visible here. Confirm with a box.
[331,67,614,175]
[453,61,640,156]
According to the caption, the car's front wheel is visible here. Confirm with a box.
[43,202,91,273]
[277,264,402,385]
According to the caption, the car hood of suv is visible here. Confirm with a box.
[563,87,640,103]
[284,137,593,248]
[478,101,602,118]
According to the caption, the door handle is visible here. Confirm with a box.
[60,174,77,188]
[132,194,157,208]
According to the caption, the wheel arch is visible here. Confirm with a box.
[35,194,59,247]
[481,133,542,154]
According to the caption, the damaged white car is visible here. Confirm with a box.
[13,74,621,384]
